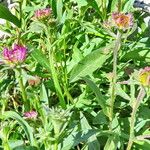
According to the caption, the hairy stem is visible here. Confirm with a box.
[109,31,121,130]
[126,87,146,150]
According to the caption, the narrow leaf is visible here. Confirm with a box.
[80,112,100,150]
[0,4,21,27]
[1,111,35,146]
[82,77,109,117]
[70,49,110,82]
[31,48,51,72]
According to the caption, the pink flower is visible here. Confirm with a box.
[23,111,37,119]
[34,8,52,20]
[2,44,27,64]
[112,12,133,30]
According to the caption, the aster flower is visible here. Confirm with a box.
[2,44,27,65]
[112,12,133,30]
[23,111,38,119]
[139,67,150,86]
[34,8,52,20]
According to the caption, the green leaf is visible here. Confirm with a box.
[122,49,150,62]
[0,4,21,27]
[71,0,88,8]
[104,117,120,150]
[104,136,118,150]
[116,84,130,101]
[80,112,100,150]
[111,0,119,12]
[70,48,110,82]
[62,127,97,150]
[1,111,35,146]
[31,48,51,72]
[123,0,135,12]
[82,77,109,117]
[29,22,44,33]
[40,83,49,104]
[13,145,38,150]
[134,140,150,150]
[57,0,63,22]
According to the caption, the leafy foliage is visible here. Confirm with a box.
[0,0,150,150]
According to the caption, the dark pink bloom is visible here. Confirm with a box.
[23,111,37,119]
[34,8,52,20]
[2,44,27,64]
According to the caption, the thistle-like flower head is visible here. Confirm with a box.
[34,8,52,20]
[112,12,133,30]
[2,44,27,65]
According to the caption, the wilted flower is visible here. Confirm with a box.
[2,44,27,64]
[28,76,41,86]
[139,67,150,86]
[24,111,38,119]
[34,8,52,20]
[112,12,133,30]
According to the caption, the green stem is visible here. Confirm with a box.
[109,31,121,130]
[126,87,146,150]
[17,0,23,44]
[118,0,122,12]
[17,68,29,111]
[45,27,66,108]
[63,48,74,104]
[54,142,58,150]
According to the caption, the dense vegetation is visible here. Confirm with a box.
[0,0,150,150]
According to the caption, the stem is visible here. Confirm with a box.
[54,142,58,150]
[126,87,146,150]
[45,27,66,108]
[118,0,122,12]
[63,48,74,104]
[109,31,121,130]
[17,0,23,44]
[17,68,29,111]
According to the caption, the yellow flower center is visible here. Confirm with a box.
[139,71,150,86]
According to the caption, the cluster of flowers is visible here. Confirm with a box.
[0,8,53,118]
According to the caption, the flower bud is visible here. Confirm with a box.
[34,8,52,20]
[23,111,38,119]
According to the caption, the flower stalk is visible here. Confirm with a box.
[44,27,66,109]
[109,31,122,130]
[17,68,29,111]
[126,87,146,150]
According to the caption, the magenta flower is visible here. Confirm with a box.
[23,111,38,119]
[34,8,52,20]
[2,44,27,64]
